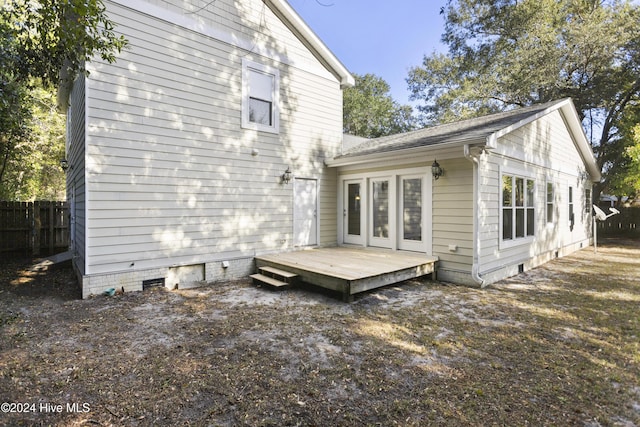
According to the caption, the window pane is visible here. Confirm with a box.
[527,208,535,236]
[502,176,512,207]
[516,208,525,238]
[373,181,389,238]
[585,189,591,213]
[547,203,553,223]
[527,180,534,207]
[249,97,272,125]
[347,183,361,236]
[515,178,524,207]
[249,69,273,100]
[547,183,553,203]
[403,178,422,241]
[503,208,513,240]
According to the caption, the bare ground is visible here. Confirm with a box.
[0,239,639,426]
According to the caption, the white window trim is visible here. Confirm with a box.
[546,179,555,225]
[499,166,535,250]
[241,59,279,134]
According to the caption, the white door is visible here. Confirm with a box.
[398,176,424,251]
[343,180,364,245]
[294,178,318,247]
[369,178,393,248]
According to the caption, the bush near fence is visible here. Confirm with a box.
[596,206,640,237]
[0,201,69,256]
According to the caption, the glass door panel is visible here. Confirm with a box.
[344,180,363,245]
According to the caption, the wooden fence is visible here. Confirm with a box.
[596,207,640,237]
[0,201,69,255]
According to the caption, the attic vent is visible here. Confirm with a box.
[142,278,165,290]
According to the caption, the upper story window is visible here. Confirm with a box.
[242,59,279,134]
[502,174,535,241]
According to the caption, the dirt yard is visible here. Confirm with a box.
[1,240,639,426]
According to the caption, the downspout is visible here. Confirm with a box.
[464,144,486,287]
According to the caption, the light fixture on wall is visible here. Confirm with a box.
[281,166,292,184]
[60,158,69,171]
[432,159,443,180]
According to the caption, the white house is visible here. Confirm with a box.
[327,99,601,286]
[62,0,354,298]
[61,0,601,297]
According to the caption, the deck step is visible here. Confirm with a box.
[250,273,290,289]
[259,266,298,280]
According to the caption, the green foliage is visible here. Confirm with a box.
[0,84,66,201]
[0,0,126,200]
[1,0,127,88]
[606,105,640,198]
[407,0,640,181]
[343,73,416,138]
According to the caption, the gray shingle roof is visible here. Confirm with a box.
[336,99,566,159]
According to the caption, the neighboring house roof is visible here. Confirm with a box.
[328,98,601,182]
[264,0,354,88]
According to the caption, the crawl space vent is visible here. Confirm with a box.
[142,278,165,290]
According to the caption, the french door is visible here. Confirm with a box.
[343,180,364,245]
[341,173,428,252]
[398,176,424,251]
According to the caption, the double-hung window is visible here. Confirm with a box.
[546,182,554,223]
[502,174,535,242]
[242,59,279,133]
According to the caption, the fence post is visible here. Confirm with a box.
[32,201,40,256]
[49,202,55,254]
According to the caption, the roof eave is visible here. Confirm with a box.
[486,98,601,182]
[326,138,481,167]
[264,0,355,88]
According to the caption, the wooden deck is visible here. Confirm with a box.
[255,247,438,301]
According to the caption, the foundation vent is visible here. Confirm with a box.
[142,278,165,290]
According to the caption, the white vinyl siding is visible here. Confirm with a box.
[479,109,594,279]
[431,158,474,274]
[80,0,343,275]
[67,75,87,275]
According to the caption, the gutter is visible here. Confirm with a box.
[463,144,486,287]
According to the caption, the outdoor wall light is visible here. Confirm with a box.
[281,166,293,184]
[432,159,443,180]
[60,158,69,171]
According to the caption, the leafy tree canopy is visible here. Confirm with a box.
[1,0,127,91]
[606,103,640,198]
[344,73,416,138]
[407,0,640,193]
[1,0,126,200]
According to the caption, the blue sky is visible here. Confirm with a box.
[288,0,449,104]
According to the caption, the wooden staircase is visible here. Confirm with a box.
[250,266,299,290]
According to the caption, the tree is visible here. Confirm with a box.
[407,0,640,189]
[343,73,416,138]
[606,103,640,200]
[1,0,127,97]
[0,0,126,200]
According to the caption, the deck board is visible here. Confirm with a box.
[255,247,438,300]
